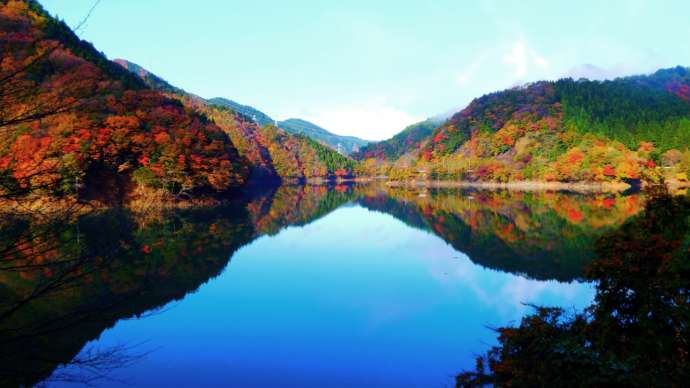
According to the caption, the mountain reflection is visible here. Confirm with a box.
[356,186,644,281]
[0,184,647,386]
[456,191,690,386]
[0,205,255,386]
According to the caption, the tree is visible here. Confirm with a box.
[456,192,690,387]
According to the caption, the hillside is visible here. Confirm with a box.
[209,97,275,127]
[366,68,690,185]
[113,59,184,95]
[209,98,370,155]
[278,118,371,154]
[0,1,248,204]
[115,60,356,182]
[353,118,442,161]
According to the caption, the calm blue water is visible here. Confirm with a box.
[52,203,595,387]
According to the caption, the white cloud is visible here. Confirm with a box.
[503,38,550,79]
[504,39,529,77]
[534,55,549,69]
[296,100,421,141]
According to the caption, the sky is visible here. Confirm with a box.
[41,0,690,141]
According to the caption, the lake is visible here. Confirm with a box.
[0,185,646,387]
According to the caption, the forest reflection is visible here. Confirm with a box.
[0,184,656,386]
[457,190,690,386]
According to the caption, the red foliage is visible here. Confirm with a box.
[567,151,585,164]
[602,198,616,209]
[567,208,584,223]
[666,82,690,101]
[433,131,448,143]
[603,165,616,177]
[0,4,248,197]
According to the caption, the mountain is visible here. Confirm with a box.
[352,117,443,161]
[277,118,371,155]
[208,97,275,127]
[362,67,690,185]
[209,99,371,155]
[114,59,356,183]
[113,59,184,95]
[0,1,248,204]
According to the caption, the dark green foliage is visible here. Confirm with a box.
[427,67,690,161]
[354,118,442,160]
[301,134,356,174]
[557,67,690,152]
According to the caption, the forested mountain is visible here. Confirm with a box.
[278,118,371,155]
[361,67,690,185]
[208,97,275,127]
[113,59,184,95]
[0,0,249,204]
[353,118,443,161]
[114,60,356,183]
[209,98,371,155]
[4,0,689,197]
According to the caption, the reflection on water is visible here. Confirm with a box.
[358,186,644,281]
[457,192,690,386]
[0,185,648,387]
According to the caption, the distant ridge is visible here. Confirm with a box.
[278,118,371,155]
[208,97,275,127]
[208,98,371,155]
[114,59,356,182]
[353,117,444,161]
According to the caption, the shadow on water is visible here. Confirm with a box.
[0,183,657,386]
[456,190,690,386]
[0,205,255,386]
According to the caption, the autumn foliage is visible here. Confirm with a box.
[115,60,356,183]
[356,68,690,185]
[0,1,248,202]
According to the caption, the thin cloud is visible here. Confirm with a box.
[503,37,550,79]
[299,100,422,141]
[455,52,489,86]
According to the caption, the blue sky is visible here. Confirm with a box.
[41,0,690,140]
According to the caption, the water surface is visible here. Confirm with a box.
[0,185,645,387]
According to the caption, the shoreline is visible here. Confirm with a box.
[384,180,633,193]
[1,179,686,214]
